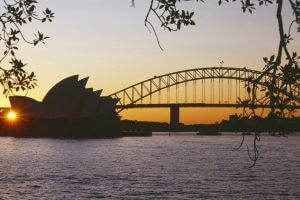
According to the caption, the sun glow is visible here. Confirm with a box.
[7,111,17,121]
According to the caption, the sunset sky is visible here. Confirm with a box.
[1,0,299,124]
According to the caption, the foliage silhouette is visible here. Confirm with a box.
[132,0,300,167]
[0,0,54,97]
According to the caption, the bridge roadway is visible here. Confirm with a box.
[116,103,300,109]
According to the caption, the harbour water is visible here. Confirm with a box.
[0,133,299,199]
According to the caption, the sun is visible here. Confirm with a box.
[7,111,17,121]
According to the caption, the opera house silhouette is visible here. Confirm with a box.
[0,75,121,137]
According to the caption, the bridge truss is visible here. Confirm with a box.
[110,67,300,112]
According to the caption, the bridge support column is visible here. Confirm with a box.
[170,105,180,126]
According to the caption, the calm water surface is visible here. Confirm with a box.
[0,133,299,199]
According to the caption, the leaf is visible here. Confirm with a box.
[190,12,194,18]
[177,21,181,30]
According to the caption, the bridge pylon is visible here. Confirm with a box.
[170,105,180,126]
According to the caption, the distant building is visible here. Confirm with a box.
[9,75,119,119]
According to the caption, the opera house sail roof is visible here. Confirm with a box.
[9,75,118,119]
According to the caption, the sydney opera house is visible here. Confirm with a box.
[0,75,121,137]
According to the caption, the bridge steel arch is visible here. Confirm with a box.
[109,67,300,112]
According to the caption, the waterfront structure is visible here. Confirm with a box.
[0,75,121,137]
[9,75,119,119]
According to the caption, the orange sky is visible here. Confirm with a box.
[0,1,299,124]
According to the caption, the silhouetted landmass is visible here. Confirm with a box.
[0,115,121,138]
[121,120,170,132]
[218,115,300,133]
[0,115,298,138]
[121,116,300,133]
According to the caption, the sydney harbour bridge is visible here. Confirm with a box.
[109,67,300,125]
